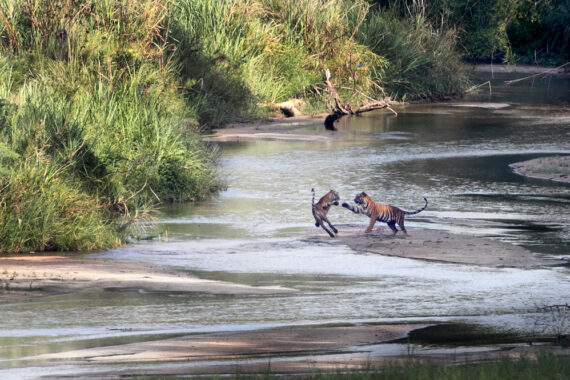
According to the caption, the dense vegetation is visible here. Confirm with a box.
[377,0,570,65]
[1,0,566,253]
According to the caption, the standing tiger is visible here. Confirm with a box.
[342,192,427,235]
[312,188,340,238]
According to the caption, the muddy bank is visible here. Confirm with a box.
[13,323,570,378]
[510,156,570,183]
[305,224,564,267]
[24,323,421,364]
[473,64,570,76]
[204,115,335,142]
[0,256,296,301]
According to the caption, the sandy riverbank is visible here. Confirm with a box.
[510,156,570,183]
[0,255,296,302]
[1,220,563,303]
[305,224,565,267]
[204,115,333,142]
[9,322,570,377]
[0,225,566,376]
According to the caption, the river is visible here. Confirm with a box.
[1,71,569,377]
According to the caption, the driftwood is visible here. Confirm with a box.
[504,62,570,86]
[464,80,492,94]
[323,69,394,130]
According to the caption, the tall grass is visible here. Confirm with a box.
[0,1,218,253]
[171,0,386,124]
[358,8,471,100]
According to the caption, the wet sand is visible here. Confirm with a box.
[24,323,420,363]
[204,115,334,142]
[0,255,296,302]
[305,224,565,267]
[11,321,570,378]
[1,219,562,303]
[510,156,570,183]
[11,323,570,378]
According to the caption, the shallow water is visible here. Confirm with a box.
[1,72,569,377]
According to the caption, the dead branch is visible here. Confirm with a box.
[324,69,352,115]
[323,69,394,129]
[464,80,492,94]
[355,102,388,114]
[504,62,570,86]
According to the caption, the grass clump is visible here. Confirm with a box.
[357,7,471,100]
[0,0,219,253]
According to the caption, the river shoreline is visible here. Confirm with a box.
[1,219,564,303]
[0,255,296,302]
[510,156,570,183]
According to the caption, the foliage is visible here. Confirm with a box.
[358,7,470,100]
[374,0,570,64]
[170,0,386,125]
[0,158,120,253]
[0,0,218,253]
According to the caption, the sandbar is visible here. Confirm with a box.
[0,255,295,302]
[510,156,570,183]
[305,224,565,267]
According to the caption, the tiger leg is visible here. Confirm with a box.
[320,223,336,238]
[322,215,338,235]
[365,216,377,233]
[398,221,407,235]
[328,221,338,234]
[387,220,398,235]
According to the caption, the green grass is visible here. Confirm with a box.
[197,351,570,379]
[357,8,471,100]
[0,0,219,252]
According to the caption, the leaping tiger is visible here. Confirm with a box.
[342,192,427,235]
[312,188,340,238]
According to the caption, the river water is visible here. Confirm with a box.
[1,72,569,376]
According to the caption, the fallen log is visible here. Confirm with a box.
[323,69,393,130]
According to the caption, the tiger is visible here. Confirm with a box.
[342,192,428,235]
[312,188,340,238]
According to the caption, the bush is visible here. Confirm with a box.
[358,8,470,100]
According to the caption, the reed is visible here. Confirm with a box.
[358,8,471,100]
[0,1,218,252]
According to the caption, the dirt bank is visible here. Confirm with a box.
[13,323,570,378]
[305,224,565,267]
[510,156,570,183]
[204,115,335,142]
[0,255,296,302]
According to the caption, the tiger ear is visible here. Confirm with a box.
[361,192,367,196]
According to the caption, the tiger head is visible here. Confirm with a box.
[354,191,369,205]
[327,190,340,204]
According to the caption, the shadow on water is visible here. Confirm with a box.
[393,323,533,347]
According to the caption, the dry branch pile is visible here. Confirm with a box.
[323,69,395,129]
